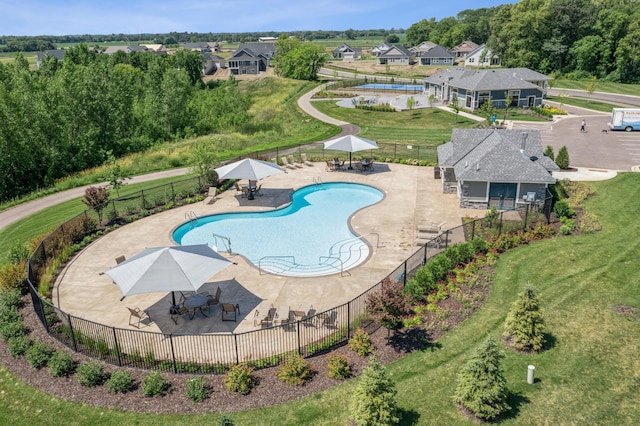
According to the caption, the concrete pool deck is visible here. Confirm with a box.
[53,162,482,336]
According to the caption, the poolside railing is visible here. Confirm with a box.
[25,169,553,374]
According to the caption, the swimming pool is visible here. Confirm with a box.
[355,83,424,91]
[173,182,384,277]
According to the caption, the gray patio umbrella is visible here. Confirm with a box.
[105,244,233,305]
[323,135,379,169]
[214,158,285,199]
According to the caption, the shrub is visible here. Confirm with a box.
[141,371,171,397]
[25,340,54,369]
[277,353,314,386]
[7,335,32,357]
[544,145,555,161]
[366,279,410,329]
[0,261,28,293]
[327,354,351,380]
[556,145,570,169]
[453,337,510,421]
[224,364,255,395]
[0,304,21,325]
[471,237,489,255]
[76,361,105,387]
[348,328,374,356]
[185,376,211,403]
[105,371,134,393]
[0,319,27,341]
[553,199,575,219]
[579,212,602,233]
[48,351,76,377]
[503,286,547,352]
[0,288,24,309]
[349,357,398,426]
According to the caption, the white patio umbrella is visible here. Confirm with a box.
[323,135,379,169]
[105,244,233,305]
[215,158,285,199]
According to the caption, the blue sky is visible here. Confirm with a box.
[2,0,519,36]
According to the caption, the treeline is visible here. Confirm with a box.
[0,29,398,50]
[0,45,252,202]
[406,0,640,83]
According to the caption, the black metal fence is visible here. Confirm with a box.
[26,168,552,374]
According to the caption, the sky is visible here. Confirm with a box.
[1,0,519,37]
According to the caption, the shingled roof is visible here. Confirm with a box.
[437,129,558,184]
[425,67,549,91]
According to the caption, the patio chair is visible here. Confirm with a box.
[222,303,239,322]
[325,160,336,172]
[203,186,217,205]
[115,255,126,264]
[300,153,313,166]
[128,307,153,329]
[242,186,251,198]
[234,182,245,196]
[169,303,190,325]
[205,286,221,312]
[355,161,365,173]
[254,184,263,196]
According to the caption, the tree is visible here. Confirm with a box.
[385,34,399,43]
[406,96,415,111]
[274,41,326,80]
[449,102,460,123]
[556,145,570,169]
[544,145,555,161]
[585,76,598,102]
[103,152,130,197]
[453,337,510,421]
[173,49,204,86]
[349,357,399,426]
[188,140,219,187]
[82,186,110,224]
[503,285,547,352]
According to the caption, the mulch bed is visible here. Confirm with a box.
[0,268,492,415]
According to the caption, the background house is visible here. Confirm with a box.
[464,44,501,67]
[451,40,479,62]
[332,43,362,61]
[36,49,65,68]
[376,45,414,65]
[437,129,558,209]
[424,67,552,110]
[183,42,220,52]
[202,53,225,75]
[414,44,454,66]
[371,42,392,57]
[227,42,276,75]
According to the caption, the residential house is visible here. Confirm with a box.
[451,40,479,61]
[376,44,414,65]
[464,44,501,67]
[424,67,552,110]
[437,129,558,209]
[227,42,276,75]
[332,43,362,61]
[202,53,225,75]
[371,42,392,57]
[414,44,454,66]
[184,42,220,52]
[258,36,278,42]
[103,45,150,55]
[140,44,166,53]
[36,49,65,68]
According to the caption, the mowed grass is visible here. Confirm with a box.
[552,79,640,97]
[1,174,639,423]
[547,95,622,113]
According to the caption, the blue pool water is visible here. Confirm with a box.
[173,182,384,277]
[355,83,424,91]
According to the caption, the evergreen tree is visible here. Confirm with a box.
[556,145,570,169]
[544,145,555,161]
[350,357,399,426]
[504,285,547,352]
[453,337,510,421]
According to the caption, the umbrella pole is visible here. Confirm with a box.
[172,291,176,307]
[348,152,353,170]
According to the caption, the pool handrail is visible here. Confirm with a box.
[318,255,345,276]
[212,233,232,253]
[258,255,296,275]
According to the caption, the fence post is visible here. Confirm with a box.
[68,313,78,352]
[524,203,530,231]
[499,212,504,235]
[347,302,351,339]
[472,220,476,239]
[234,334,239,364]
[171,183,176,203]
[169,334,177,373]
[297,322,301,355]
[423,243,427,265]
[112,328,122,366]
[141,189,146,210]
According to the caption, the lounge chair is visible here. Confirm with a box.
[115,255,126,264]
[300,153,313,166]
[288,155,304,168]
[203,186,217,205]
[254,305,277,328]
[281,156,296,170]
[128,307,153,329]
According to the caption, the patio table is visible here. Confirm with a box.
[184,294,209,319]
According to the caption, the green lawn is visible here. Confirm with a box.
[546,95,622,113]
[552,79,640,97]
[2,174,639,424]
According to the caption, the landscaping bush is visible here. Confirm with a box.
[277,353,314,386]
[453,337,510,421]
[556,145,570,169]
[0,288,24,309]
[444,242,475,266]
[0,261,28,293]
[327,354,351,380]
[25,340,54,369]
[349,357,398,426]
[553,199,575,219]
[367,280,411,329]
[76,361,105,387]
[0,304,21,325]
[105,371,134,393]
[185,376,211,403]
[503,286,547,352]
[6,335,32,357]
[48,351,76,377]
[224,364,255,395]
[141,371,171,397]
[348,328,374,356]
[0,319,27,341]
[471,236,489,255]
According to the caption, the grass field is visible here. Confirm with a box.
[1,174,639,424]
[552,79,640,97]
[546,95,621,113]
